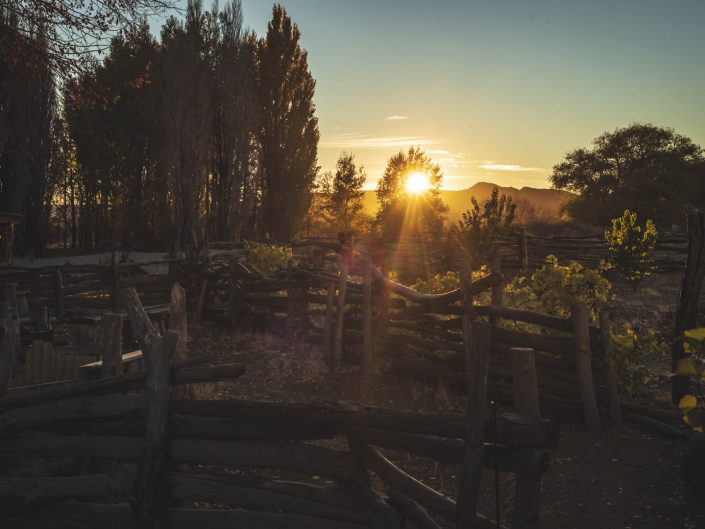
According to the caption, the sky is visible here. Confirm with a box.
[168,0,705,190]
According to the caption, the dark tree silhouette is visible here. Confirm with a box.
[256,4,319,240]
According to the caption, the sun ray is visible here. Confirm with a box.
[405,171,431,195]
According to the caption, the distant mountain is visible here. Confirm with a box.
[363,182,572,223]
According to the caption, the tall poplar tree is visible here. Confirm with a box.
[256,4,319,239]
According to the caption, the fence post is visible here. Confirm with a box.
[287,259,295,335]
[599,310,622,429]
[456,319,491,529]
[99,313,123,378]
[333,261,349,372]
[5,282,18,320]
[511,347,541,529]
[130,330,178,528]
[228,257,239,329]
[111,249,120,311]
[323,282,336,367]
[55,270,64,323]
[519,227,529,270]
[194,278,208,324]
[0,315,19,397]
[571,303,601,432]
[490,244,502,325]
[362,258,373,374]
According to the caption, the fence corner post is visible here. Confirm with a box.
[571,303,601,432]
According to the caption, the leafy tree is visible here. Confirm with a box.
[256,4,319,239]
[456,186,516,267]
[551,123,705,227]
[375,146,447,240]
[330,152,370,233]
[0,10,56,256]
[604,209,657,290]
[675,328,705,432]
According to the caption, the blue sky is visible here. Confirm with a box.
[164,0,705,189]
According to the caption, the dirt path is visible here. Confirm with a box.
[190,321,705,529]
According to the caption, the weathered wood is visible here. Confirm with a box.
[571,303,601,432]
[323,282,336,365]
[100,313,123,378]
[173,398,559,449]
[473,305,573,333]
[0,360,243,413]
[0,318,19,397]
[361,259,373,374]
[388,489,443,529]
[350,443,500,529]
[333,262,349,371]
[489,244,502,326]
[1,502,371,529]
[169,283,188,363]
[112,250,120,311]
[194,278,208,323]
[228,257,239,328]
[519,227,529,270]
[287,259,295,334]
[511,347,541,529]
[456,319,491,528]
[599,310,622,429]
[55,270,64,322]
[120,287,158,350]
[672,211,705,402]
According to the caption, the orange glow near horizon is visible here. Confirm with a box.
[405,171,431,195]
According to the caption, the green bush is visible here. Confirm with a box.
[605,209,657,290]
[676,328,705,432]
[610,323,664,397]
[245,242,291,275]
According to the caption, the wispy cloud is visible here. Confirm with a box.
[385,115,408,121]
[479,164,543,172]
[320,132,438,149]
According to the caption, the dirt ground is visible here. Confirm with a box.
[188,316,705,529]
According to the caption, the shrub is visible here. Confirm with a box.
[604,209,657,290]
[676,328,705,432]
[245,242,291,275]
[610,323,664,397]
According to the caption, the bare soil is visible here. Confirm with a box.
[190,317,705,529]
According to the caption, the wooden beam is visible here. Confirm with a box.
[0,318,19,397]
[571,303,601,432]
[599,310,621,429]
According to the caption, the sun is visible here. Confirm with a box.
[405,171,431,195]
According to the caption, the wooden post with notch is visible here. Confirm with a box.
[362,258,374,374]
[456,260,492,529]
[571,303,601,432]
[511,347,541,529]
[599,310,621,429]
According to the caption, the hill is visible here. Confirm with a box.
[362,182,572,223]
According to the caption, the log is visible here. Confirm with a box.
[456,319,491,528]
[0,502,371,529]
[173,398,558,449]
[99,313,123,378]
[120,287,158,350]
[388,489,443,529]
[473,305,572,333]
[350,443,500,529]
[0,318,19,397]
[511,347,541,529]
[323,282,336,365]
[194,278,208,323]
[599,311,621,429]
[0,361,244,413]
[362,259,373,374]
[491,326,574,356]
[572,304,601,432]
[131,332,175,528]
[333,263,349,371]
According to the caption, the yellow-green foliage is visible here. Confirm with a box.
[245,242,291,275]
[516,255,612,321]
[605,209,657,287]
[610,323,664,397]
[676,328,705,432]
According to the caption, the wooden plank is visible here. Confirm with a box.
[0,318,19,396]
[333,263,349,371]
[100,313,123,378]
[361,259,373,374]
[323,283,336,366]
[120,287,158,350]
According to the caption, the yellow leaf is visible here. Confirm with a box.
[679,395,698,414]
[684,328,705,342]
[676,357,697,376]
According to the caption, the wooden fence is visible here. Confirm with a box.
[189,249,621,433]
[0,286,559,529]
